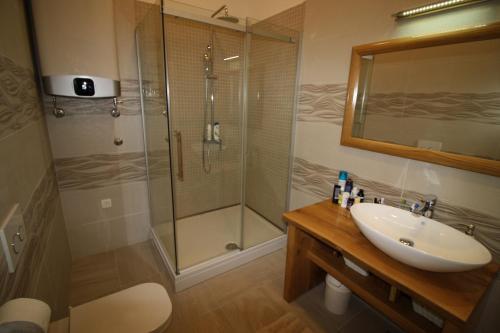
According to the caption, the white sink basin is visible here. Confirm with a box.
[350,203,492,272]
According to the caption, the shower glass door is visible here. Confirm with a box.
[164,15,245,270]
[242,21,301,249]
[136,1,177,270]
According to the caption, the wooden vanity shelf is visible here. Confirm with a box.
[282,201,499,333]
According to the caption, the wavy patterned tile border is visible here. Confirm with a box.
[297,83,346,125]
[292,157,500,262]
[0,165,60,301]
[147,149,171,180]
[292,157,402,206]
[0,54,43,140]
[42,79,141,116]
[366,92,500,125]
[297,83,500,126]
[54,152,147,190]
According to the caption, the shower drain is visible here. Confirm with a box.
[225,242,240,250]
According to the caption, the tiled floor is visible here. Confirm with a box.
[69,240,403,332]
[155,205,284,269]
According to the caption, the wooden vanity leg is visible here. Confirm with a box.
[283,225,324,302]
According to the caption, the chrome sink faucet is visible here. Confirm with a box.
[410,194,437,218]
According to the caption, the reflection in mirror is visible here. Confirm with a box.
[352,38,500,161]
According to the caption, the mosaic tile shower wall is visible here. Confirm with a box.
[245,3,305,229]
[164,15,245,218]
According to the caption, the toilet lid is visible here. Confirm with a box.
[70,283,172,333]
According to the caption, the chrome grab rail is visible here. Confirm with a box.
[174,130,184,181]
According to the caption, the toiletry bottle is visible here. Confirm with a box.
[213,122,220,142]
[345,178,353,194]
[351,187,359,205]
[347,193,355,209]
[341,191,350,208]
[338,171,348,189]
[206,124,212,140]
[332,185,341,204]
[358,189,365,203]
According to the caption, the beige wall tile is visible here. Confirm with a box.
[46,115,145,158]
[67,210,150,259]
[0,0,33,69]
[0,120,53,218]
[59,181,149,227]
[114,0,139,80]
[292,0,500,226]
[1,0,71,318]
[107,211,151,250]
[293,121,409,190]
[289,0,500,268]
[67,221,111,258]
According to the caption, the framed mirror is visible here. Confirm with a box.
[341,23,500,176]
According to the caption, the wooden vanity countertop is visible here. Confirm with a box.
[283,200,499,324]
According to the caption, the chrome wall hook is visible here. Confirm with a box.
[52,96,65,118]
[110,97,120,118]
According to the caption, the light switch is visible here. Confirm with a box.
[0,204,26,273]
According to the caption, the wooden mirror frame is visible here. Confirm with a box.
[341,22,500,177]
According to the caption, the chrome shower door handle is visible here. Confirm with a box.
[174,130,184,181]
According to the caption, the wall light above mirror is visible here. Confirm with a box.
[341,22,500,176]
[393,0,490,19]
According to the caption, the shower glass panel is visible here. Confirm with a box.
[164,15,245,270]
[136,2,177,269]
[243,21,300,249]
[137,3,301,275]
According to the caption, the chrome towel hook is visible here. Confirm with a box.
[52,96,65,118]
[110,97,120,118]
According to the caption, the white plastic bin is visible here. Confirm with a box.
[324,274,351,315]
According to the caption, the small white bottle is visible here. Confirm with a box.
[206,124,212,140]
[213,122,220,142]
[341,192,350,208]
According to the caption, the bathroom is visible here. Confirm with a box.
[0,0,499,332]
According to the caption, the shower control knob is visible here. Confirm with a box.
[114,138,123,146]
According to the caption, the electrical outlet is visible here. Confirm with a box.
[101,199,112,209]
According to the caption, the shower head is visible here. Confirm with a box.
[211,5,239,24]
[217,14,239,24]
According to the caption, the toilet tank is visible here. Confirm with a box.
[31,0,120,98]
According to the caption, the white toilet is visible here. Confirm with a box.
[69,283,172,333]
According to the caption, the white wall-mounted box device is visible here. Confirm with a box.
[0,204,27,273]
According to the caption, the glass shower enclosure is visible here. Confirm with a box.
[136,1,301,279]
